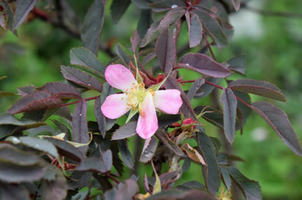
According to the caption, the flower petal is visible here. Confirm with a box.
[101,94,129,119]
[136,93,158,139]
[105,64,137,91]
[154,89,182,114]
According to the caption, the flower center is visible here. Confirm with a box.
[125,82,155,112]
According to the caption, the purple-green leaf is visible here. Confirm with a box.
[70,47,106,78]
[38,82,81,99]
[225,0,240,11]
[164,76,197,121]
[155,129,186,158]
[76,150,112,173]
[233,90,252,129]
[116,43,132,66]
[0,1,17,35]
[81,0,106,55]
[0,12,5,30]
[185,13,203,48]
[13,0,38,30]
[196,131,220,195]
[117,139,134,169]
[110,0,131,24]
[191,8,228,48]
[61,65,103,92]
[41,166,67,200]
[112,121,137,140]
[130,30,141,53]
[220,88,237,144]
[155,28,176,74]
[72,100,89,154]
[114,179,139,200]
[148,0,186,12]
[225,167,262,200]
[179,53,232,78]
[140,136,157,163]
[220,166,232,190]
[229,79,286,102]
[251,102,302,156]
[187,78,205,100]
[45,138,85,162]
[0,143,48,183]
[140,8,186,47]
[0,182,31,200]
[8,91,62,114]
[137,9,153,39]
[227,54,246,76]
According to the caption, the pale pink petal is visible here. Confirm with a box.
[154,89,182,114]
[136,93,158,139]
[101,94,129,119]
[105,64,137,91]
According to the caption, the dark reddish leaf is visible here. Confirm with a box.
[70,47,106,78]
[155,28,176,74]
[142,52,156,66]
[117,139,134,169]
[225,0,240,11]
[41,167,67,200]
[251,102,302,156]
[116,43,132,66]
[148,0,186,12]
[159,171,179,185]
[76,150,112,173]
[61,65,103,92]
[0,182,31,200]
[164,76,197,121]
[94,96,106,137]
[193,77,219,99]
[38,82,81,99]
[187,78,205,100]
[225,167,262,200]
[233,90,252,129]
[72,100,89,154]
[45,138,85,162]
[130,30,141,53]
[158,114,181,128]
[229,79,286,102]
[140,136,157,163]
[13,0,38,30]
[185,13,203,48]
[0,12,4,30]
[191,8,228,48]
[8,91,62,114]
[179,53,231,78]
[0,144,48,183]
[112,121,137,140]
[110,0,131,24]
[227,54,246,75]
[0,1,17,35]
[140,8,186,47]
[81,0,106,55]
[220,88,237,144]
[137,9,153,39]
[155,129,186,158]
[196,131,220,195]
[17,85,35,96]
[114,179,139,200]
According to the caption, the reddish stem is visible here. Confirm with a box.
[205,80,224,90]
[202,31,217,61]
[235,95,252,108]
[107,174,120,184]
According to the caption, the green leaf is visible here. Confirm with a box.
[0,144,48,183]
[70,47,106,78]
[155,28,176,74]
[229,79,286,102]
[72,100,89,154]
[137,9,153,39]
[81,0,106,55]
[179,53,232,78]
[185,13,203,48]
[117,139,134,169]
[13,0,38,30]
[61,65,103,92]
[220,166,232,190]
[164,76,197,121]
[41,166,68,200]
[155,129,186,158]
[220,88,237,144]
[225,167,262,200]
[251,102,302,156]
[196,131,220,195]
[115,43,132,66]
[110,0,131,24]
[112,121,137,140]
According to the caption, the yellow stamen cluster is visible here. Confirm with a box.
[218,187,232,200]
[123,82,155,113]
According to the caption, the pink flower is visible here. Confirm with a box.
[101,64,182,139]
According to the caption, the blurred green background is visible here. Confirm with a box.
[0,0,302,199]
